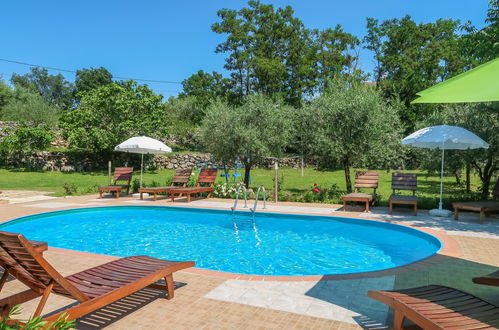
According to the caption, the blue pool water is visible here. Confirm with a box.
[0,206,441,276]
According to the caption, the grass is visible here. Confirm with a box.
[0,167,485,209]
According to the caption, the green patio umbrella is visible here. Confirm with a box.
[412,57,499,104]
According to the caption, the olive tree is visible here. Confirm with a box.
[301,79,403,192]
[200,94,293,187]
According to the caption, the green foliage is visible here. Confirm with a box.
[301,78,402,192]
[180,70,233,109]
[0,79,13,113]
[0,305,75,329]
[11,68,74,110]
[0,124,53,157]
[200,94,293,186]
[1,87,59,126]
[75,67,113,95]
[212,0,359,105]
[60,81,166,153]
[62,182,78,195]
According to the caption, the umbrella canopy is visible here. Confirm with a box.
[115,136,172,154]
[402,125,489,217]
[411,57,499,104]
[402,125,489,150]
[115,136,172,188]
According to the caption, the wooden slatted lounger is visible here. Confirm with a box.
[168,168,218,203]
[342,171,379,212]
[452,178,499,224]
[98,167,134,199]
[368,285,499,329]
[389,172,418,215]
[138,168,192,200]
[0,231,195,325]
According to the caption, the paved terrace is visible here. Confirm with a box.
[0,193,498,329]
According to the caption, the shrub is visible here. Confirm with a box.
[62,183,78,195]
[1,305,75,329]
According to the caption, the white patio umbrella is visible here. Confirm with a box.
[115,136,172,187]
[402,125,489,217]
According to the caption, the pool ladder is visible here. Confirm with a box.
[250,185,266,213]
[231,182,248,213]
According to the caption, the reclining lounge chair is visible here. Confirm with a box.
[0,231,194,324]
[389,172,418,215]
[342,171,379,212]
[168,168,218,203]
[98,167,133,199]
[138,168,192,201]
[453,178,499,223]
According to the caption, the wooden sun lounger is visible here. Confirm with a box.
[369,285,499,329]
[0,231,194,324]
[99,167,133,199]
[452,178,499,223]
[342,171,379,212]
[389,172,418,215]
[138,168,192,200]
[168,168,218,203]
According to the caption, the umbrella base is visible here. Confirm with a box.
[429,208,452,217]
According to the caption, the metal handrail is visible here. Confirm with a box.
[250,185,266,212]
[231,182,248,212]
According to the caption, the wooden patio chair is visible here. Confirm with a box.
[368,285,499,329]
[0,231,194,325]
[389,172,418,215]
[98,167,133,199]
[138,168,192,201]
[168,168,218,203]
[342,171,379,212]
[452,177,499,224]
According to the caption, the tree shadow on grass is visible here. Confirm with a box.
[304,254,499,329]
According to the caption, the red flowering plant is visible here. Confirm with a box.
[312,183,320,194]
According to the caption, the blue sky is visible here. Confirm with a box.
[1,1,488,97]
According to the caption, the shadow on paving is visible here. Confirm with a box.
[44,281,187,329]
[305,255,499,329]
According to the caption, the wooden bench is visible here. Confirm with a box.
[98,167,133,198]
[342,171,379,212]
[389,172,418,215]
[369,285,499,329]
[138,168,192,200]
[168,168,218,203]
[452,178,499,224]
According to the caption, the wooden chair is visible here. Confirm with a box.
[0,231,194,325]
[98,167,133,199]
[452,178,499,224]
[389,172,418,215]
[138,168,192,201]
[168,168,218,203]
[368,285,499,329]
[342,171,379,212]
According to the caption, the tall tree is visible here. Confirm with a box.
[2,87,59,127]
[212,0,359,105]
[301,78,402,193]
[200,94,293,187]
[75,67,113,94]
[11,68,74,109]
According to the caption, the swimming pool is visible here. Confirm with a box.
[0,206,441,276]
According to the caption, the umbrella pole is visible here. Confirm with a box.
[438,143,445,210]
[140,152,144,188]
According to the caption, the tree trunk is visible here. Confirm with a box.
[454,170,461,185]
[465,162,470,193]
[343,159,352,193]
[244,162,252,188]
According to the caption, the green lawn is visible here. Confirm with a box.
[0,167,484,209]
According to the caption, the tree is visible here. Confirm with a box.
[180,70,232,109]
[2,87,59,126]
[421,104,499,198]
[11,68,74,109]
[0,79,13,113]
[200,94,293,187]
[60,81,165,152]
[363,16,468,131]
[75,67,113,94]
[301,78,403,193]
[212,0,359,105]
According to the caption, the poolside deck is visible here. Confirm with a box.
[0,194,498,329]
